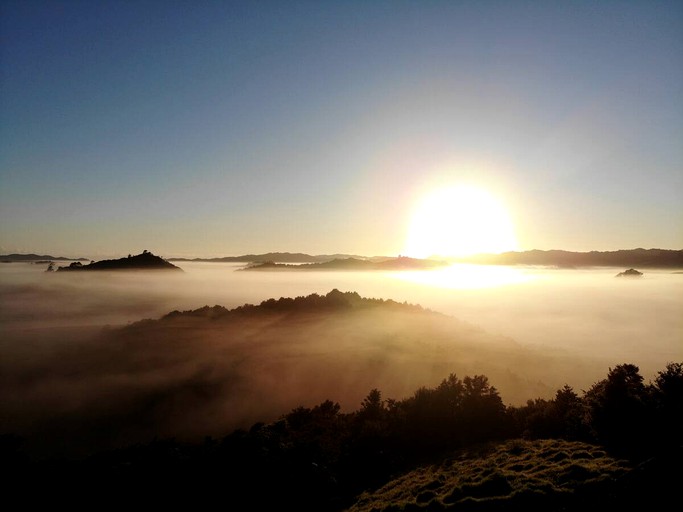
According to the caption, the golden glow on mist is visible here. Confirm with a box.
[403,185,518,258]
[391,264,533,290]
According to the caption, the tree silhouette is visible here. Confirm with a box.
[461,375,506,441]
[359,389,384,421]
[584,364,649,456]
[651,362,683,449]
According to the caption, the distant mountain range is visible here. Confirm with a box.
[4,248,682,268]
[239,256,448,271]
[168,252,375,263]
[172,248,683,268]
[0,253,89,262]
[451,248,683,268]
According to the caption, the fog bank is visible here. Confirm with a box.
[1,262,681,457]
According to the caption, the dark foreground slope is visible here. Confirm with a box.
[3,362,681,511]
[56,250,181,271]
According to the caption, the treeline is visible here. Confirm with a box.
[511,362,682,454]
[157,289,431,322]
[3,362,681,509]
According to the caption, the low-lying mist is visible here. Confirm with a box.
[1,262,681,458]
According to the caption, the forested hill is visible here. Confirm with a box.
[153,289,433,323]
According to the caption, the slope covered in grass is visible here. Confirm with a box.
[349,439,630,511]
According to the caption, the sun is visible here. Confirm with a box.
[403,185,518,258]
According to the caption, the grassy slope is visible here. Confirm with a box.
[349,439,631,511]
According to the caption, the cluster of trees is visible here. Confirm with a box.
[513,362,683,458]
[160,289,429,322]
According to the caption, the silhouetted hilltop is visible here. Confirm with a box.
[616,268,643,277]
[56,250,181,272]
[0,253,89,262]
[455,248,683,268]
[239,256,448,271]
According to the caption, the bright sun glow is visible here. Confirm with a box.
[403,185,519,258]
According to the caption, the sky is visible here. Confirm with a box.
[1,0,682,259]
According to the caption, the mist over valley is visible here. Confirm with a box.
[2,259,680,461]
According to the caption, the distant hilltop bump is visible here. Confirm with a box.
[55,250,182,272]
[615,268,643,278]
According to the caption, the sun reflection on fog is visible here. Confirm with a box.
[389,263,535,290]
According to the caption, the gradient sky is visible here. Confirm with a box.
[1,0,682,258]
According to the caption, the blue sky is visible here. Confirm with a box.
[1,0,682,258]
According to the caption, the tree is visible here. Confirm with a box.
[461,375,506,441]
[584,364,650,455]
[359,389,384,421]
[544,385,586,439]
[652,362,683,447]
[436,373,465,413]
